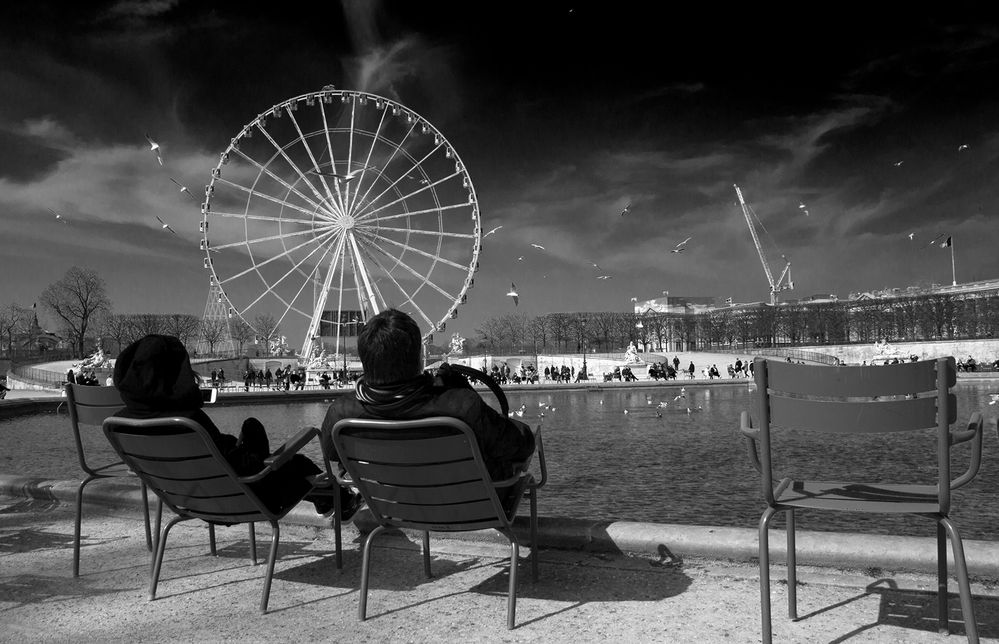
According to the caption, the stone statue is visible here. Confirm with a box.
[448,332,466,356]
[623,341,642,364]
[75,338,111,370]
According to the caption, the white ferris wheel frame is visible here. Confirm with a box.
[200,88,482,361]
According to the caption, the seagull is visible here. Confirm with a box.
[155,215,178,235]
[531,243,546,250]
[47,208,68,223]
[925,233,946,248]
[517,256,525,261]
[145,133,163,165]
[620,202,632,216]
[671,236,692,253]
[802,209,810,216]
[958,144,969,151]
[893,160,904,167]
[988,393,998,406]
[483,225,503,238]
[630,297,638,302]
[798,202,807,210]
[506,283,519,306]
[169,177,198,201]
[596,275,612,280]
[309,165,375,183]
[908,232,915,241]
[590,262,601,270]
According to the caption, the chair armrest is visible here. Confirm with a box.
[740,412,763,474]
[492,426,547,490]
[242,427,319,482]
[950,412,984,490]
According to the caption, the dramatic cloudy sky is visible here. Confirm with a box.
[2,1,998,345]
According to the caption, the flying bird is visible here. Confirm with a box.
[798,202,807,210]
[483,225,503,238]
[958,144,969,151]
[47,208,68,223]
[630,297,638,302]
[988,393,998,406]
[893,160,904,167]
[309,165,375,183]
[531,243,546,250]
[620,202,632,216]
[506,283,519,306]
[671,236,692,253]
[155,215,178,235]
[517,256,525,261]
[596,275,612,280]
[145,133,163,165]
[590,262,601,270]
[169,177,198,201]
[908,232,915,241]
[802,209,810,216]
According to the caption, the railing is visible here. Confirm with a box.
[751,347,839,365]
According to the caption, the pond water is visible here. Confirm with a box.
[4,382,998,539]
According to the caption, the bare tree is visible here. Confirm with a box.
[229,317,256,355]
[253,313,278,352]
[38,267,112,357]
[165,314,201,348]
[101,313,137,353]
[131,313,165,337]
[199,318,228,356]
[0,302,29,355]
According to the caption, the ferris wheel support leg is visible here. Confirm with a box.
[301,234,348,360]
[348,233,381,315]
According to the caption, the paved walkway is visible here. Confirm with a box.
[3,496,998,642]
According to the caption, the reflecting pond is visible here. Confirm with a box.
[4,382,997,539]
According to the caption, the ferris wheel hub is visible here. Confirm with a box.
[336,214,357,230]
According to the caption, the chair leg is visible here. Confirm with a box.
[140,482,152,551]
[422,531,432,578]
[151,498,163,571]
[150,516,185,601]
[359,525,387,621]
[260,521,280,614]
[940,517,979,643]
[249,523,257,565]
[759,506,778,644]
[786,509,797,620]
[529,487,539,582]
[333,486,342,570]
[209,523,217,556]
[937,521,947,634]
[73,475,97,577]
[507,539,520,630]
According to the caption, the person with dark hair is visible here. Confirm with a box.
[321,309,535,491]
[113,334,360,519]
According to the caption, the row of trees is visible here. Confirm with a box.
[1,266,295,360]
[469,290,999,355]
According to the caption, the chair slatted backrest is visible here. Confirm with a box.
[332,417,511,532]
[103,416,271,524]
[65,384,126,473]
[754,357,957,508]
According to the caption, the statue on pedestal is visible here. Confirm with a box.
[623,341,642,364]
[448,332,466,356]
[75,337,111,370]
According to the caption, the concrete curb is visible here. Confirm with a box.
[5,473,999,579]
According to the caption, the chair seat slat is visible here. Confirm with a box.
[349,459,482,486]
[769,394,949,432]
[364,480,491,505]
[341,434,473,462]
[373,499,499,525]
[775,479,940,513]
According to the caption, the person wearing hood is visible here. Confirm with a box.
[113,334,361,519]
[320,309,535,491]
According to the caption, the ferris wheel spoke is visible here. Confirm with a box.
[302,234,350,356]
[346,107,390,215]
[357,201,476,228]
[211,224,336,251]
[216,174,336,221]
[350,118,426,212]
[285,108,340,206]
[218,227,339,283]
[255,119,332,208]
[318,100,349,210]
[357,230,468,271]
[348,111,416,215]
[212,210,321,226]
[354,170,462,223]
[353,242,436,330]
[365,225,475,241]
[239,231,337,314]
[361,237,460,301]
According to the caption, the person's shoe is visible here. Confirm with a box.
[339,489,365,523]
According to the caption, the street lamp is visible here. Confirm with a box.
[579,317,588,381]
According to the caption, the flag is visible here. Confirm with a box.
[940,236,952,248]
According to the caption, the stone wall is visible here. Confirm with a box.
[797,339,999,365]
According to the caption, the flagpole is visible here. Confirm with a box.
[951,238,957,286]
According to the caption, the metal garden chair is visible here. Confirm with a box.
[740,357,983,643]
[64,383,153,576]
[102,415,338,613]
[327,415,546,629]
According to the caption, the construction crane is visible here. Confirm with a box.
[733,184,793,305]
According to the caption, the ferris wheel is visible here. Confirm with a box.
[201,88,481,360]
